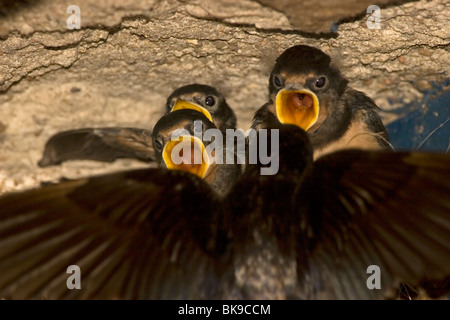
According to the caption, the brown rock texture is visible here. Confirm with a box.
[0,0,449,193]
[255,0,397,33]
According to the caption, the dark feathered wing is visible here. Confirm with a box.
[0,169,225,299]
[38,127,155,167]
[299,150,450,299]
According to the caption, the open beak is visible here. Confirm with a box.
[275,89,319,131]
[162,135,211,178]
[171,100,213,122]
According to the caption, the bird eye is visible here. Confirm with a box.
[315,76,326,88]
[273,75,282,88]
[154,139,163,151]
[205,96,215,107]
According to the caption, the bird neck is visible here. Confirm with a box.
[205,162,242,196]
[308,92,352,150]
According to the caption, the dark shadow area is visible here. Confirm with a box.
[0,0,41,17]
[387,79,450,153]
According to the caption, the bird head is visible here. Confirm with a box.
[152,109,216,179]
[165,84,236,131]
[268,45,348,132]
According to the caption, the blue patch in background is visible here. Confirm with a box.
[386,79,450,153]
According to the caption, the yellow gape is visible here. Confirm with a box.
[275,89,319,131]
[162,135,211,178]
[171,100,213,122]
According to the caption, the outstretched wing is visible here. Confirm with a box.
[299,150,450,299]
[0,168,227,299]
[38,127,155,167]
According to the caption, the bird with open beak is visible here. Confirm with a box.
[38,84,236,167]
[252,45,391,160]
[0,117,449,299]
[165,83,236,132]
[151,109,242,196]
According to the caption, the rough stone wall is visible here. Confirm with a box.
[0,0,449,193]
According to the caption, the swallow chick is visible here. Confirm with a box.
[151,109,242,196]
[38,84,236,167]
[165,83,236,132]
[252,44,391,159]
[0,121,448,299]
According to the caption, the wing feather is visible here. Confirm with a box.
[0,168,225,299]
[301,150,450,299]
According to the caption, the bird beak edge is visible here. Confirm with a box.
[275,89,319,131]
[171,100,213,122]
[162,135,211,178]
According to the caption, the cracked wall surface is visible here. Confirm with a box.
[0,0,449,193]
